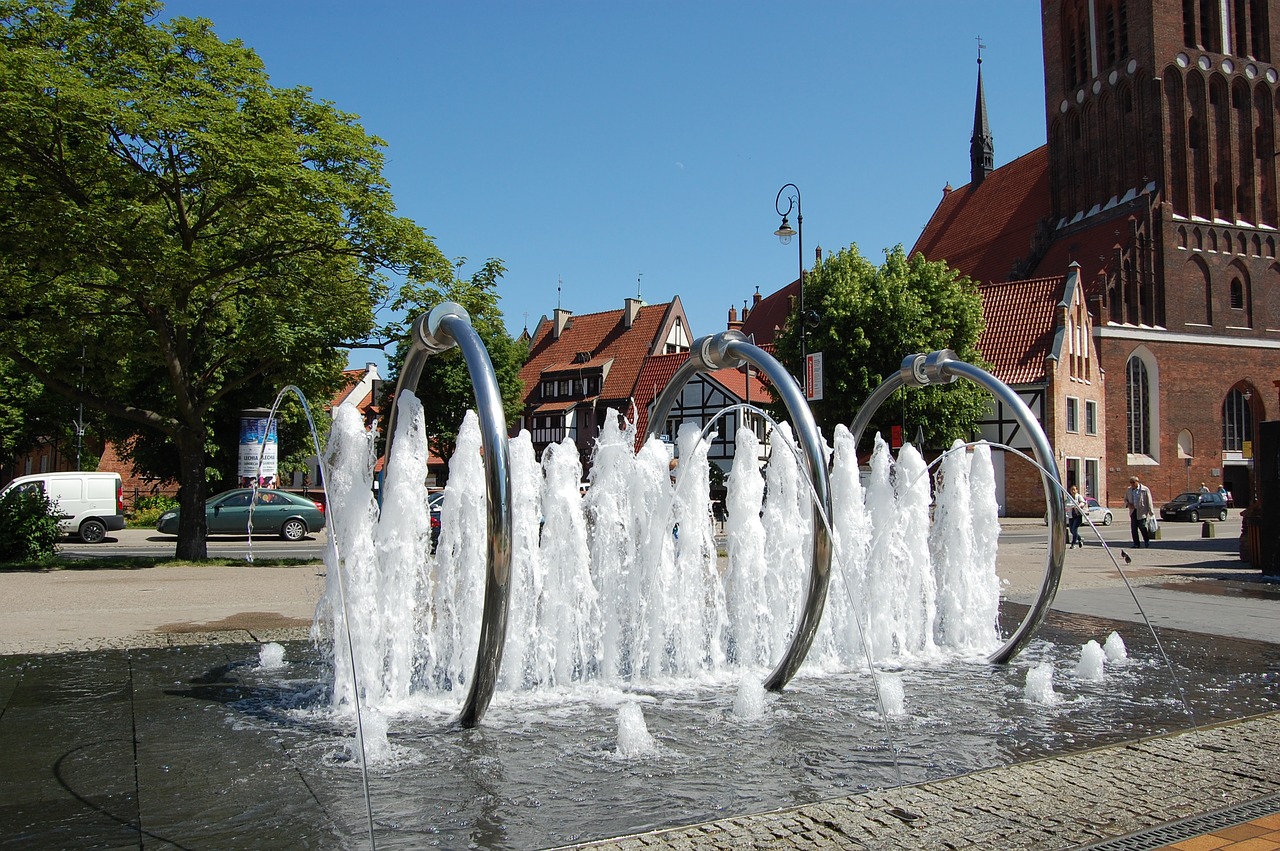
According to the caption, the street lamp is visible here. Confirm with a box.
[774,183,805,381]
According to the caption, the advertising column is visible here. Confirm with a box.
[239,408,279,487]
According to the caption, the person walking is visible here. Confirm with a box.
[1066,484,1087,548]
[1124,475,1155,548]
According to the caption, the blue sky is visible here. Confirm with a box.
[161,2,1048,369]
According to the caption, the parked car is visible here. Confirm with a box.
[156,488,325,540]
[1083,496,1112,526]
[428,490,444,551]
[1160,491,1229,523]
[0,471,125,543]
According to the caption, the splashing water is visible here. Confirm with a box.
[1024,661,1059,704]
[616,702,659,758]
[1076,640,1106,681]
[320,399,1012,715]
[1104,631,1128,664]
[876,672,907,718]
[258,642,287,670]
[733,674,767,719]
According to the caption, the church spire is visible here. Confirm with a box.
[970,39,994,187]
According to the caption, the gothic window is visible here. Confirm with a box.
[1222,388,1253,452]
[1187,253,1208,323]
[1167,71,1189,215]
[1126,356,1152,456]
[1183,0,1197,47]
[1250,0,1269,61]
[1200,0,1222,52]
[1230,277,1245,308]
[1255,84,1276,226]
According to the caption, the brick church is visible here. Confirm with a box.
[915,0,1280,509]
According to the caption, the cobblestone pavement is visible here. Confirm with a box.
[558,712,1280,851]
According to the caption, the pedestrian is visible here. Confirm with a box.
[1198,482,1210,493]
[1066,484,1086,548]
[1124,475,1155,548]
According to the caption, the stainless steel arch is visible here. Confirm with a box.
[384,301,513,727]
[646,330,832,691]
[848,350,1066,663]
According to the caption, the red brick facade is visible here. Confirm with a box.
[919,0,1280,512]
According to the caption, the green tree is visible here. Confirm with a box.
[383,258,527,476]
[0,0,454,558]
[773,245,990,448]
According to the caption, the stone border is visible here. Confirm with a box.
[558,712,1280,850]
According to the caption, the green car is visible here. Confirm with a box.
[156,488,326,541]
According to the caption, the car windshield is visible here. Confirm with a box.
[1169,493,1200,505]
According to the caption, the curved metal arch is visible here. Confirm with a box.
[647,330,832,692]
[849,350,1066,664]
[385,302,513,728]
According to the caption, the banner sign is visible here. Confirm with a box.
[805,352,824,401]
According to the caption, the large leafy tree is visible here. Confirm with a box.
[0,0,454,557]
[383,258,527,475]
[773,245,990,448]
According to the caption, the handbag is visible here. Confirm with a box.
[1146,516,1159,536]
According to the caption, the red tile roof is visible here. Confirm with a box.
[977,276,1064,386]
[739,280,799,346]
[519,299,688,409]
[1031,214,1134,299]
[912,146,1052,285]
[630,351,773,447]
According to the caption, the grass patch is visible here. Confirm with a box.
[1,555,323,571]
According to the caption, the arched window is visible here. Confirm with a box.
[1223,388,1253,452]
[1231,278,1245,309]
[1127,356,1152,455]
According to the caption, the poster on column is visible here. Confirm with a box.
[238,416,279,481]
[805,352,824,401]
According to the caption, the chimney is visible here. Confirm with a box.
[942,182,954,197]
[623,297,642,328]
[728,305,741,330]
[553,308,572,339]
[752,287,762,306]
[814,246,823,266]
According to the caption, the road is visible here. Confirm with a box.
[57,526,329,561]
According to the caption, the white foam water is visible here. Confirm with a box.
[1103,631,1128,664]
[616,702,659,757]
[1076,640,1106,681]
[319,397,1012,713]
[1024,661,1059,704]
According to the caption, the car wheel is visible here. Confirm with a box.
[280,518,307,542]
[1102,512,1112,526]
[79,519,107,544]
[1218,509,1227,521]
[1189,510,1199,523]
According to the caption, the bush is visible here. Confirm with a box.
[0,486,61,563]
[129,493,179,528]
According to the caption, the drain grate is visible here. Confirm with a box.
[1075,791,1280,851]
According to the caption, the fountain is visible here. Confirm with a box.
[4,304,1276,850]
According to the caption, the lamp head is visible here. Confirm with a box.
[775,216,796,245]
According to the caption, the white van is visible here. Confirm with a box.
[0,471,126,543]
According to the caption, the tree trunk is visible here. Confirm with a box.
[174,433,208,560]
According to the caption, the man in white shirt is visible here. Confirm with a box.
[1124,475,1155,548]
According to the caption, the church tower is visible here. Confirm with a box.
[971,52,995,186]
[1039,0,1280,507]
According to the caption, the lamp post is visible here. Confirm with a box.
[774,183,805,384]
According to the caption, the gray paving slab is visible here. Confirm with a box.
[1028,584,1280,644]
[557,713,1280,851]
